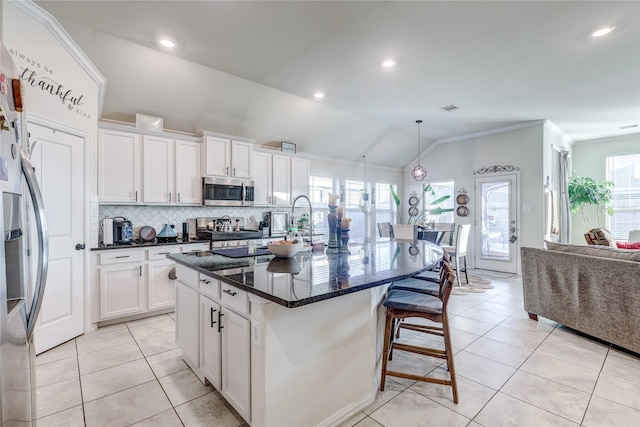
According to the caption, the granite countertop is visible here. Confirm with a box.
[168,239,443,308]
[91,239,209,251]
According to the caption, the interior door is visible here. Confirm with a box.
[27,122,84,354]
[474,174,519,273]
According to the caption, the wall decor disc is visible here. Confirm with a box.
[408,196,419,206]
[408,206,419,217]
[456,194,469,205]
[456,206,469,217]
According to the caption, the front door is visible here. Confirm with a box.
[474,173,519,273]
[27,122,84,354]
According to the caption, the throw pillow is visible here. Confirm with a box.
[616,241,640,250]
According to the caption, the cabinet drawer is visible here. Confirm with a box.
[176,264,199,289]
[99,250,144,265]
[221,284,249,316]
[147,246,181,261]
[199,274,220,301]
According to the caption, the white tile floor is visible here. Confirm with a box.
[33,272,640,427]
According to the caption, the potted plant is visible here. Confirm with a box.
[568,176,614,231]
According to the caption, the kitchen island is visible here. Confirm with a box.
[168,239,443,427]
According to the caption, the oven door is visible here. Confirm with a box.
[203,177,245,206]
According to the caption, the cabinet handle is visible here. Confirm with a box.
[233,167,236,176]
[200,278,211,285]
[223,289,237,297]
[210,307,217,327]
[218,311,224,333]
[177,192,181,202]
[226,166,229,176]
[135,190,138,202]
[139,265,142,276]
[157,252,170,255]
[168,192,172,202]
[115,255,130,259]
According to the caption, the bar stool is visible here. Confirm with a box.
[388,254,451,297]
[380,268,458,403]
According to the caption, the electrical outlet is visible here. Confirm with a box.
[251,320,261,347]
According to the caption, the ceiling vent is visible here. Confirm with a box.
[440,104,460,112]
[619,124,638,129]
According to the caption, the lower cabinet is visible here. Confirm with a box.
[99,263,145,319]
[148,259,176,310]
[200,296,221,389]
[220,308,251,421]
[175,268,251,423]
[176,282,200,365]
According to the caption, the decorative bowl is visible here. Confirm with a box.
[267,241,303,258]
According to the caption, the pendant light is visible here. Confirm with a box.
[411,119,426,181]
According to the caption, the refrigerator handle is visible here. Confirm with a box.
[21,149,49,341]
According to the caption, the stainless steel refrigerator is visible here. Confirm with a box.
[0,41,48,426]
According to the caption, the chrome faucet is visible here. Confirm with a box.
[291,195,313,248]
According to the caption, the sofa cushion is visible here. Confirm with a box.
[544,240,640,262]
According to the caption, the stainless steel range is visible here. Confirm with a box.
[194,216,264,248]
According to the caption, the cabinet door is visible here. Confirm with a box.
[98,263,145,320]
[272,154,291,205]
[291,157,310,199]
[204,137,230,176]
[200,296,221,389]
[143,135,174,204]
[147,259,176,310]
[252,151,272,205]
[98,129,141,203]
[175,140,202,204]
[231,141,252,178]
[221,308,251,421]
[175,282,199,366]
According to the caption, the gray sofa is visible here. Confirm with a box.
[521,243,640,354]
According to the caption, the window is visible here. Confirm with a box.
[421,181,455,223]
[344,179,367,242]
[606,153,640,240]
[375,182,398,225]
[309,176,334,241]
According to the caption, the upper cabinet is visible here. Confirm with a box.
[98,129,142,203]
[252,150,309,206]
[203,135,252,179]
[99,125,202,205]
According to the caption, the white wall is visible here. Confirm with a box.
[402,123,545,273]
[570,133,640,243]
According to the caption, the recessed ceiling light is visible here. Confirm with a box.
[382,59,396,68]
[313,92,325,99]
[440,104,461,112]
[160,39,176,48]
[592,26,615,38]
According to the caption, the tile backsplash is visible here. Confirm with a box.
[97,205,269,246]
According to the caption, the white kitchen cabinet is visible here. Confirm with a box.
[98,261,145,320]
[252,151,272,205]
[143,135,173,204]
[147,259,176,310]
[221,307,251,421]
[272,154,291,205]
[175,281,200,366]
[203,136,252,178]
[200,296,222,389]
[290,157,310,199]
[98,129,141,203]
[175,140,202,204]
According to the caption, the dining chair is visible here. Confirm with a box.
[433,222,456,245]
[440,224,470,287]
[380,266,458,403]
[377,222,393,238]
[391,224,418,240]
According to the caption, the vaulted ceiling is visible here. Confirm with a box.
[35,1,640,168]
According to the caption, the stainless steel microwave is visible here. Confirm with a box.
[203,177,254,206]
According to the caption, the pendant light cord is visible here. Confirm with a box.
[416,119,422,164]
